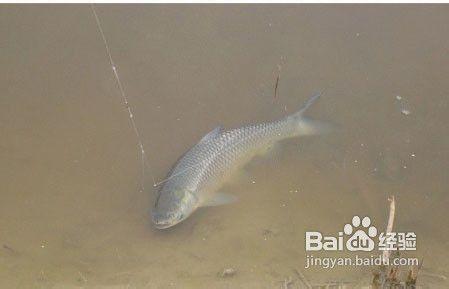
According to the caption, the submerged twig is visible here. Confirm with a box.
[77,271,88,283]
[2,244,17,255]
[372,195,422,288]
[382,195,396,263]
[282,276,293,289]
[273,58,284,100]
[406,261,422,287]
[274,73,280,99]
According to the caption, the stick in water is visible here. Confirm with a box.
[274,62,282,99]
[383,195,396,263]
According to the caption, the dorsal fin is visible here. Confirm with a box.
[199,126,222,144]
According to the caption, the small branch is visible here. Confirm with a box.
[382,195,396,263]
[274,63,282,100]
[274,74,280,99]
[273,57,284,100]
[2,244,17,255]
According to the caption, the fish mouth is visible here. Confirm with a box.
[152,212,181,229]
[153,220,176,229]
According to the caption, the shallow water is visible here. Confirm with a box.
[1,5,449,289]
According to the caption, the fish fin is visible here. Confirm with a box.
[297,116,338,135]
[296,91,323,117]
[290,91,338,135]
[201,193,237,207]
[199,126,223,144]
[256,142,281,157]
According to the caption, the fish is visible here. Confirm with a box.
[152,93,332,229]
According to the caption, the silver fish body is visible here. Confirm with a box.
[152,93,329,229]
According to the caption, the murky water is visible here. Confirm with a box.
[1,5,449,289]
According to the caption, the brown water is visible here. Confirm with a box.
[1,5,449,289]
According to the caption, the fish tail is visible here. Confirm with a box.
[290,91,336,135]
[296,91,323,116]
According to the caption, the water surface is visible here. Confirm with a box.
[1,5,449,288]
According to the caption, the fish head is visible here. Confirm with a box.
[152,187,198,229]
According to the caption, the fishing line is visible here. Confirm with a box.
[90,5,238,189]
[90,6,323,191]
[90,4,214,190]
[90,4,156,190]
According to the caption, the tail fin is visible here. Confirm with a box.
[297,117,335,135]
[290,91,336,135]
[296,91,323,117]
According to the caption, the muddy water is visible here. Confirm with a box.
[1,5,449,289]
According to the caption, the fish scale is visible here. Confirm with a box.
[152,93,329,229]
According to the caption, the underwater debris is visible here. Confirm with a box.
[273,59,284,100]
[219,267,237,278]
[395,95,412,116]
[2,244,17,255]
[371,196,422,289]
[281,276,294,289]
[401,109,411,116]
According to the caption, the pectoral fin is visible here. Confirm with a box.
[201,193,237,207]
